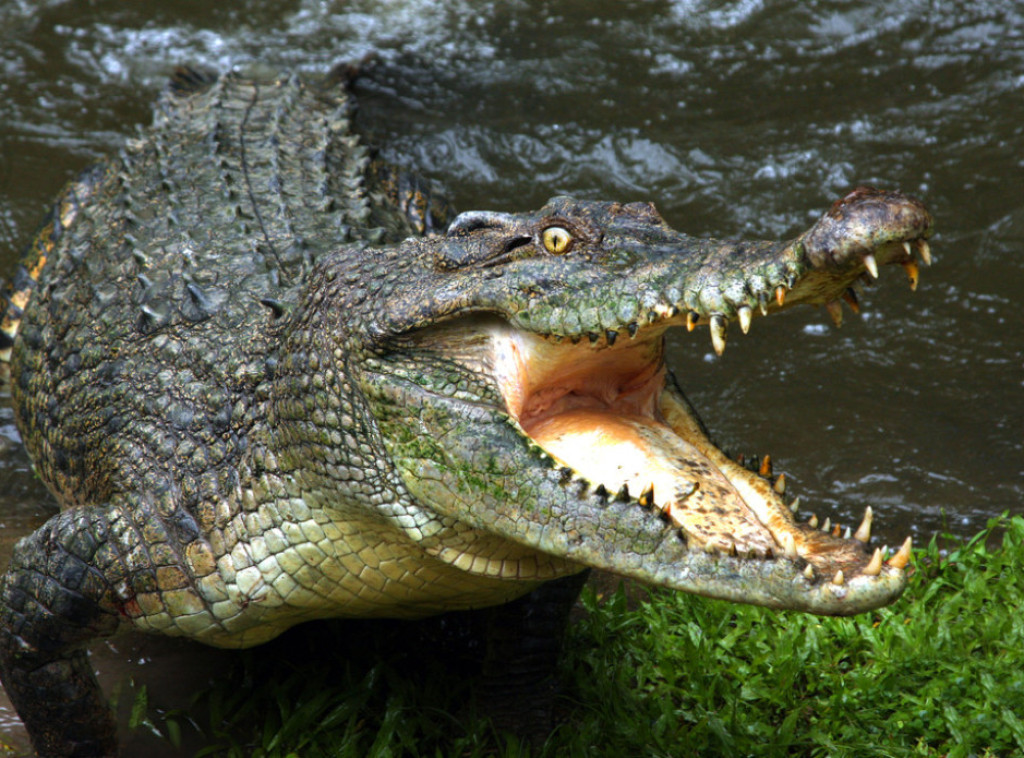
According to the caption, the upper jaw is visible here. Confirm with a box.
[381,188,933,359]
[467,189,933,361]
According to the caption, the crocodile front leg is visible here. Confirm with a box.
[478,570,591,741]
[0,507,127,757]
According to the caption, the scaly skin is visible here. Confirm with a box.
[0,68,933,756]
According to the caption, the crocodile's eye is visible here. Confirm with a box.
[541,226,573,255]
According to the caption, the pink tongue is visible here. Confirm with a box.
[528,409,778,556]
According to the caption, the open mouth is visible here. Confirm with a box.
[386,187,931,612]
[491,320,910,585]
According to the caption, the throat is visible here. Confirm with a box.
[493,325,668,427]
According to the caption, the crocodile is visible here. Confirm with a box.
[0,67,932,757]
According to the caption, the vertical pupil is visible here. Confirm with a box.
[545,227,570,253]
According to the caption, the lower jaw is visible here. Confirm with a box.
[524,383,794,558]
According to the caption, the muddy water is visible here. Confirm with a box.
[0,0,1021,753]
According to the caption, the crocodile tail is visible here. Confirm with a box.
[0,164,107,380]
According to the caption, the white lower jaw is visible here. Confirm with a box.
[657,386,803,552]
[658,387,886,569]
[527,406,781,556]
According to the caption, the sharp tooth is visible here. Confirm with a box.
[710,315,727,356]
[842,288,860,314]
[902,260,919,291]
[662,502,680,527]
[738,305,752,334]
[605,329,618,345]
[832,524,842,538]
[808,514,819,528]
[627,322,639,338]
[803,564,815,580]
[780,531,798,559]
[863,547,883,576]
[832,570,845,586]
[774,473,786,494]
[822,517,831,533]
[759,294,769,316]
[903,240,913,257]
[686,311,699,332]
[843,527,851,539]
[887,536,913,569]
[615,483,631,502]
[863,253,879,279]
[775,285,787,306]
[760,455,773,478]
[917,238,932,265]
[788,496,801,514]
[854,506,873,543]
[825,300,843,327]
[638,483,655,508]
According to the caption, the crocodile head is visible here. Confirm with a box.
[340,186,933,615]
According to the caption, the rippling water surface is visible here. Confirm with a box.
[0,0,1021,752]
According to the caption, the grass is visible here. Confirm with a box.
[140,515,1024,757]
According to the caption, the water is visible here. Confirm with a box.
[0,0,1021,753]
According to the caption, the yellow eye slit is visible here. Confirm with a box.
[542,226,572,254]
